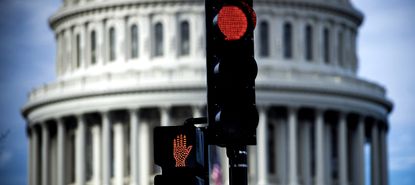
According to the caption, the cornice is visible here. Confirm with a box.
[49,0,203,29]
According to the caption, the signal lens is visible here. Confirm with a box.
[218,5,248,41]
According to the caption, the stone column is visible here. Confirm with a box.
[381,126,389,185]
[219,147,229,185]
[276,115,287,185]
[102,112,111,185]
[160,106,171,127]
[28,129,33,185]
[97,19,105,65]
[315,109,325,185]
[57,119,66,185]
[356,117,365,185]
[300,121,311,185]
[288,107,298,185]
[314,21,323,64]
[371,123,379,185]
[257,106,268,185]
[33,126,40,185]
[338,113,348,185]
[140,14,151,61]
[138,121,150,185]
[166,13,177,59]
[325,123,332,185]
[91,125,101,185]
[114,123,125,185]
[42,123,50,185]
[129,109,139,185]
[76,115,86,185]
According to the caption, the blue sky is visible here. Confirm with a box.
[0,0,414,184]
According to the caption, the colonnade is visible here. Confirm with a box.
[28,105,204,185]
[27,105,388,185]
[253,106,388,185]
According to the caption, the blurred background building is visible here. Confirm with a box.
[22,0,392,185]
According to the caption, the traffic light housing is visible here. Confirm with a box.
[206,0,259,146]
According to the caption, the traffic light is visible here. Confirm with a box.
[206,0,259,145]
[154,124,208,185]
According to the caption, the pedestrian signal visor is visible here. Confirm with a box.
[214,2,256,41]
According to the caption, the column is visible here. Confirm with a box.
[325,122,332,185]
[314,21,323,64]
[257,106,268,185]
[371,123,379,185]
[295,19,304,61]
[140,14,151,61]
[102,112,111,185]
[300,121,311,185]
[80,24,87,69]
[383,127,389,185]
[33,127,40,185]
[338,113,348,185]
[288,107,298,185]
[276,115,287,185]
[28,130,33,185]
[97,19,105,65]
[42,123,50,185]
[76,115,86,185]
[356,117,365,185]
[57,119,66,185]
[91,125,101,185]
[114,123,125,185]
[138,121,150,185]
[166,13,177,59]
[315,110,325,185]
[160,106,171,127]
[219,147,230,185]
[130,109,139,185]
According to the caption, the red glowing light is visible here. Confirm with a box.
[173,134,192,167]
[218,5,248,41]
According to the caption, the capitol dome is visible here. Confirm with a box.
[22,0,392,185]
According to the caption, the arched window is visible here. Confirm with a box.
[90,31,97,65]
[109,27,116,61]
[338,31,344,66]
[323,28,330,64]
[76,34,81,68]
[283,22,293,59]
[130,25,139,59]
[259,21,269,57]
[305,25,313,61]
[180,21,190,56]
[154,22,164,57]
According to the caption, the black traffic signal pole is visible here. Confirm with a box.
[227,145,248,185]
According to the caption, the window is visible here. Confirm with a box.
[109,27,116,61]
[76,34,81,68]
[338,31,344,66]
[323,28,330,64]
[130,25,139,59]
[91,31,97,65]
[283,22,293,59]
[259,21,269,57]
[180,21,190,56]
[154,22,163,57]
[305,25,313,61]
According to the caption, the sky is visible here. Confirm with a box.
[0,0,414,184]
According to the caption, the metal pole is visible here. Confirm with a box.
[227,145,248,185]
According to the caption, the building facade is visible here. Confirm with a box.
[22,0,393,185]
